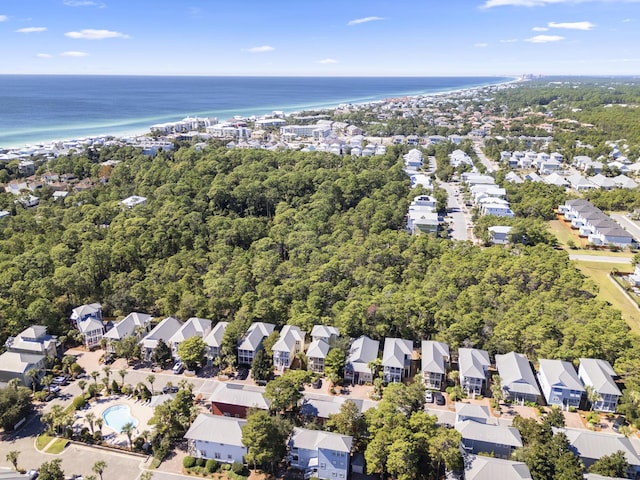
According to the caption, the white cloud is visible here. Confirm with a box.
[61,51,89,57]
[474,43,489,47]
[63,1,106,7]
[243,45,275,53]
[36,53,52,58]
[0,15,7,22]
[525,34,565,42]
[65,29,129,40]
[347,16,384,26]
[16,27,47,33]
[483,0,640,7]
[318,58,338,64]
[500,38,519,42]
[532,26,549,31]
[548,21,596,29]
[622,18,634,22]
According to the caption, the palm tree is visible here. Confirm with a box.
[146,374,156,395]
[26,368,39,393]
[85,412,96,434]
[41,375,53,394]
[92,460,107,480]
[121,421,135,450]
[585,385,602,411]
[118,369,127,387]
[5,450,20,471]
[140,472,154,480]
[101,377,110,394]
[78,379,87,397]
[102,366,112,383]
[95,417,103,434]
[7,378,20,391]
[447,369,460,386]
[90,370,100,385]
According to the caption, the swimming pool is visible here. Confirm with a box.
[102,404,138,433]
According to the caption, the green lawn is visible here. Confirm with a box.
[575,260,640,334]
[35,433,54,451]
[549,220,634,257]
[45,438,68,454]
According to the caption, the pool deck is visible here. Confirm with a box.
[74,396,154,447]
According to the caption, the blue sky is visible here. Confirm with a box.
[1,0,639,76]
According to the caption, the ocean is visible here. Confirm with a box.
[0,75,512,149]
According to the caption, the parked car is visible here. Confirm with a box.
[236,368,249,380]
[312,378,322,389]
[425,390,434,403]
[49,385,61,394]
[172,362,184,374]
[434,392,446,406]
[162,385,179,394]
[53,376,68,385]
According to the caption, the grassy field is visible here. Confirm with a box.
[35,433,54,451]
[575,260,640,334]
[549,220,634,257]
[45,438,68,454]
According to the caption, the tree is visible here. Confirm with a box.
[92,460,107,480]
[151,339,172,367]
[38,459,65,480]
[589,450,630,478]
[85,412,96,434]
[5,450,20,471]
[251,348,273,382]
[41,375,53,394]
[0,385,33,431]
[115,335,140,365]
[146,374,156,395]
[26,368,40,393]
[102,366,112,383]
[118,369,127,387]
[585,385,601,411]
[242,410,291,472]
[78,379,87,397]
[324,348,346,381]
[176,336,207,370]
[95,417,103,434]
[264,374,303,414]
[326,400,366,450]
[90,370,100,385]
[140,472,154,480]
[121,421,135,450]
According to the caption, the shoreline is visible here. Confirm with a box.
[0,76,519,152]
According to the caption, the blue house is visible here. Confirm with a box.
[536,359,585,410]
[288,428,352,480]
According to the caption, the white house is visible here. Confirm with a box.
[169,317,212,358]
[139,316,183,361]
[78,317,105,349]
[310,325,339,345]
[288,428,352,480]
[238,322,275,366]
[70,303,102,329]
[121,195,147,208]
[307,339,331,374]
[0,351,46,388]
[204,321,229,363]
[495,352,541,404]
[488,226,512,245]
[421,340,449,391]
[344,336,379,385]
[459,348,490,396]
[103,312,153,351]
[464,455,533,480]
[272,325,305,371]
[184,413,247,463]
[382,338,413,383]
[578,358,621,413]
[4,325,59,358]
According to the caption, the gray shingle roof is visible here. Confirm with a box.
[459,348,490,380]
[538,359,585,392]
[465,455,533,480]
[557,427,640,467]
[495,352,541,397]
[291,427,352,452]
[579,358,621,396]
[238,322,275,352]
[184,413,246,447]
[382,338,413,369]
[203,321,229,348]
[456,420,523,448]
[421,340,449,375]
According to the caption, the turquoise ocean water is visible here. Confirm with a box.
[0,75,512,149]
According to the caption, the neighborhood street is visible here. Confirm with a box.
[568,254,632,264]
[611,213,640,243]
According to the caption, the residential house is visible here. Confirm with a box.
[139,316,183,361]
[299,393,376,423]
[78,317,105,349]
[495,352,541,404]
[382,338,413,383]
[209,383,269,418]
[307,339,331,374]
[464,455,533,480]
[488,226,512,245]
[421,340,450,391]
[310,325,339,345]
[536,359,585,410]
[103,312,153,352]
[288,428,352,480]
[578,358,621,413]
[455,403,494,425]
[237,322,275,366]
[456,420,523,459]
[121,195,147,208]
[184,413,247,463]
[70,303,102,329]
[458,348,491,396]
[344,336,380,385]
[614,174,638,189]
[588,174,616,190]
[169,317,212,359]
[4,325,59,358]
[203,321,229,364]
[273,325,305,372]
[556,427,640,477]
[0,351,46,388]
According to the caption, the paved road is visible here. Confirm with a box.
[472,140,500,173]
[439,181,473,242]
[569,254,632,264]
[611,213,640,243]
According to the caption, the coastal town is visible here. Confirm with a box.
[3,77,640,480]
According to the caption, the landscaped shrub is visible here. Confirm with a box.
[71,395,86,411]
[34,391,48,402]
[133,436,145,451]
[205,459,219,473]
[92,431,102,442]
[183,456,196,468]
[196,457,206,467]
[221,463,231,471]
[231,461,247,475]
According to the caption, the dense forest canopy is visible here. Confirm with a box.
[0,142,637,376]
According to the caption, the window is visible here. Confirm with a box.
[320,463,326,470]
[332,473,337,477]
[228,454,232,460]
[339,475,345,478]
[214,452,221,459]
